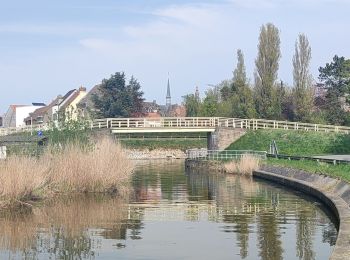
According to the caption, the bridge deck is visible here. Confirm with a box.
[111,127,216,134]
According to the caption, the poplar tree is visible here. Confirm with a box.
[292,34,314,121]
[254,23,281,119]
[231,49,256,118]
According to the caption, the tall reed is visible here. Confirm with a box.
[224,154,260,175]
[50,138,133,194]
[0,156,50,209]
[0,138,133,209]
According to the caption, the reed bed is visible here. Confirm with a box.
[0,156,50,209]
[224,154,260,175]
[0,138,134,209]
[50,138,133,194]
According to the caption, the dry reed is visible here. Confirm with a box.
[0,156,50,209]
[0,138,134,209]
[50,138,134,194]
[224,154,260,175]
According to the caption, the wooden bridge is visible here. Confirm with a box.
[2,117,350,137]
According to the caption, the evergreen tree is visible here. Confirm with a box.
[319,56,350,125]
[292,34,314,122]
[92,72,144,118]
[254,23,282,119]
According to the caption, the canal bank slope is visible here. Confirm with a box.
[185,160,350,260]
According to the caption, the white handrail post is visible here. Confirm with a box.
[127,119,130,128]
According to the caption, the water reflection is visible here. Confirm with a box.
[0,160,337,260]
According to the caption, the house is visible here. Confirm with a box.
[54,86,87,121]
[25,87,87,126]
[143,100,161,118]
[24,96,61,126]
[3,103,46,128]
[77,84,101,119]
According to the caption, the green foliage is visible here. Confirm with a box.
[183,94,201,117]
[266,158,350,183]
[254,23,282,119]
[92,72,144,118]
[200,91,219,116]
[292,34,314,122]
[120,139,206,151]
[45,114,91,148]
[226,129,350,156]
[319,55,350,125]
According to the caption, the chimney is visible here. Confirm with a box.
[79,86,87,92]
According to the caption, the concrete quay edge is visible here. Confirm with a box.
[253,169,350,260]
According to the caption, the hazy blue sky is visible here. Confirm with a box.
[1,0,349,113]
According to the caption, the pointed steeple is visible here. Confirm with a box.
[195,86,200,101]
[166,75,171,109]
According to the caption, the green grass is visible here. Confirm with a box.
[226,129,350,156]
[120,139,206,151]
[265,158,350,183]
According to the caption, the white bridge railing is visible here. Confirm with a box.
[187,149,267,161]
[2,117,350,136]
[91,117,350,133]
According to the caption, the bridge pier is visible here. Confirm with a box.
[207,132,216,150]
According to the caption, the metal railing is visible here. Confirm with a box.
[187,149,267,161]
[2,117,350,136]
[268,153,350,165]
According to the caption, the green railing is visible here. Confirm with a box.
[186,149,267,161]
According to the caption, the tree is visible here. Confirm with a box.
[254,23,282,119]
[127,76,145,117]
[292,34,314,122]
[319,56,350,125]
[230,49,256,118]
[92,72,144,118]
[200,89,220,116]
[183,94,201,117]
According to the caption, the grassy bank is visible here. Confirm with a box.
[116,132,207,150]
[227,129,350,155]
[0,138,133,209]
[264,158,350,183]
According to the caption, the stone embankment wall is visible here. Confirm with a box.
[127,149,186,160]
[208,128,246,150]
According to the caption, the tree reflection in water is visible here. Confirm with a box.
[0,161,338,260]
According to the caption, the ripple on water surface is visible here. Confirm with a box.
[0,160,337,259]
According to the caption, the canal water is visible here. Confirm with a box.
[0,160,337,259]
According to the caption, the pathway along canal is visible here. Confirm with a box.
[0,160,337,259]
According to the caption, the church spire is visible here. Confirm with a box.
[166,75,171,109]
[195,86,200,101]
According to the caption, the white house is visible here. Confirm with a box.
[3,103,45,128]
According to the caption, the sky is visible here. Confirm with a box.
[0,0,350,114]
